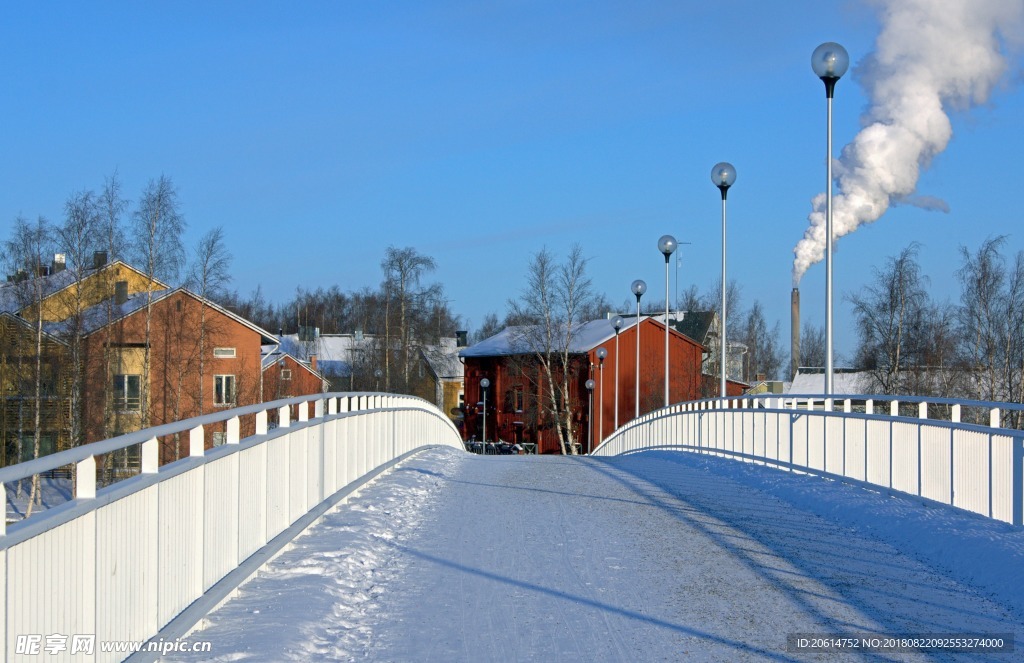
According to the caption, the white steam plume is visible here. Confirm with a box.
[792,0,1024,285]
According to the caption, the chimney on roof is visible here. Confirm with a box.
[93,251,108,270]
[115,280,128,305]
[52,254,66,273]
[456,330,468,347]
[310,354,317,371]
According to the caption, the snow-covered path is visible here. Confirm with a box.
[178,448,1022,662]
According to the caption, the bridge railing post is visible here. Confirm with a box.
[227,416,240,445]
[76,455,96,499]
[1013,435,1023,527]
[190,425,205,456]
[142,437,159,472]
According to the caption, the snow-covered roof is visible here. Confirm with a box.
[275,333,368,378]
[43,289,163,337]
[276,332,460,380]
[460,317,650,358]
[260,348,325,383]
[0,260,168,315]
[44,286,278,344]
[787,368,870,395]
[0,268,82,313]
[420,338,464,381]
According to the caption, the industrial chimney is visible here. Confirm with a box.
[791,288,800,380]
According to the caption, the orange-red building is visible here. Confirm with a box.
[261,350,327,403]
[77,287,277,463]
[460,316,744,454]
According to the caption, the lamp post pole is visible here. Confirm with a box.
[480,377,490,454]
[596,348,607,442]
[811,42,849,398]
[585,379,595,454]
[611,316,623,430]
[711,162,736,399]
[658,235,677,407]
[631,280,647,419]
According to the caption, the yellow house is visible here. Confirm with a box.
[0,312,70,465]
[19,260,167,324]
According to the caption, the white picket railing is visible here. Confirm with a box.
[0,392,463,663]
[592,393,1024,527]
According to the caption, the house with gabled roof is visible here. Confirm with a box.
[261,348,328,402]
[459,315,738,454]
[67,286,278,463]
[2,255,167,322]
[418,338,464,421]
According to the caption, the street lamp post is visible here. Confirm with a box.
[585,379,595,454]
[596,347,606,442]
[374,368,383,392]
[611,316,623,430]
[658,235,677,407]
[631,280,647,419]
[711,162,736,398]
[480,377,490,454]
[811,41,849,398]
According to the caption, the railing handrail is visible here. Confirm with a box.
[0,391,451,485]
[685,392,1024,413]
[595,392,1024,456]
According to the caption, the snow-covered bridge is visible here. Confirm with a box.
[2,393,1023,661]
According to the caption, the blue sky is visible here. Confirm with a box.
[2,1,1022,362]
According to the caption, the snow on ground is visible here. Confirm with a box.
[174,448,1023,662]
[5,476,72,522]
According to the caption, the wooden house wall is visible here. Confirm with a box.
[81,292,265,464]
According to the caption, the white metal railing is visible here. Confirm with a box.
[592,393,1024,527]
[0,392,463,663]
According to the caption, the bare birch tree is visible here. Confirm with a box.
[129,175,186,427]
[187,227,232,414]
[956,237,1024,426]
[58,190,102,453]
[381,246,436,392]
[739,301,783,382]
[507,244,594,455]
[849,244,931,395]
[98,173,129,441]
[3,216,53,515]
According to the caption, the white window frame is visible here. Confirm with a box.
[214,374,236,407]
[213,347,236,358]
[281,369,292,380]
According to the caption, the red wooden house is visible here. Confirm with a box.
[460,316,744,454]
[261,349,327,402]
[77,287,277,463]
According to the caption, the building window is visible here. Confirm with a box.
[213,347,236,358]
[214,375,236,407]
[281,369,292,380]
[113,374,141,411]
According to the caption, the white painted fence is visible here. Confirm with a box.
[592,393,1024,527]
[0,392,463,663]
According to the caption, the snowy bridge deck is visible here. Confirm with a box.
[3,393,1023,662]
[180,448,1022,662]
